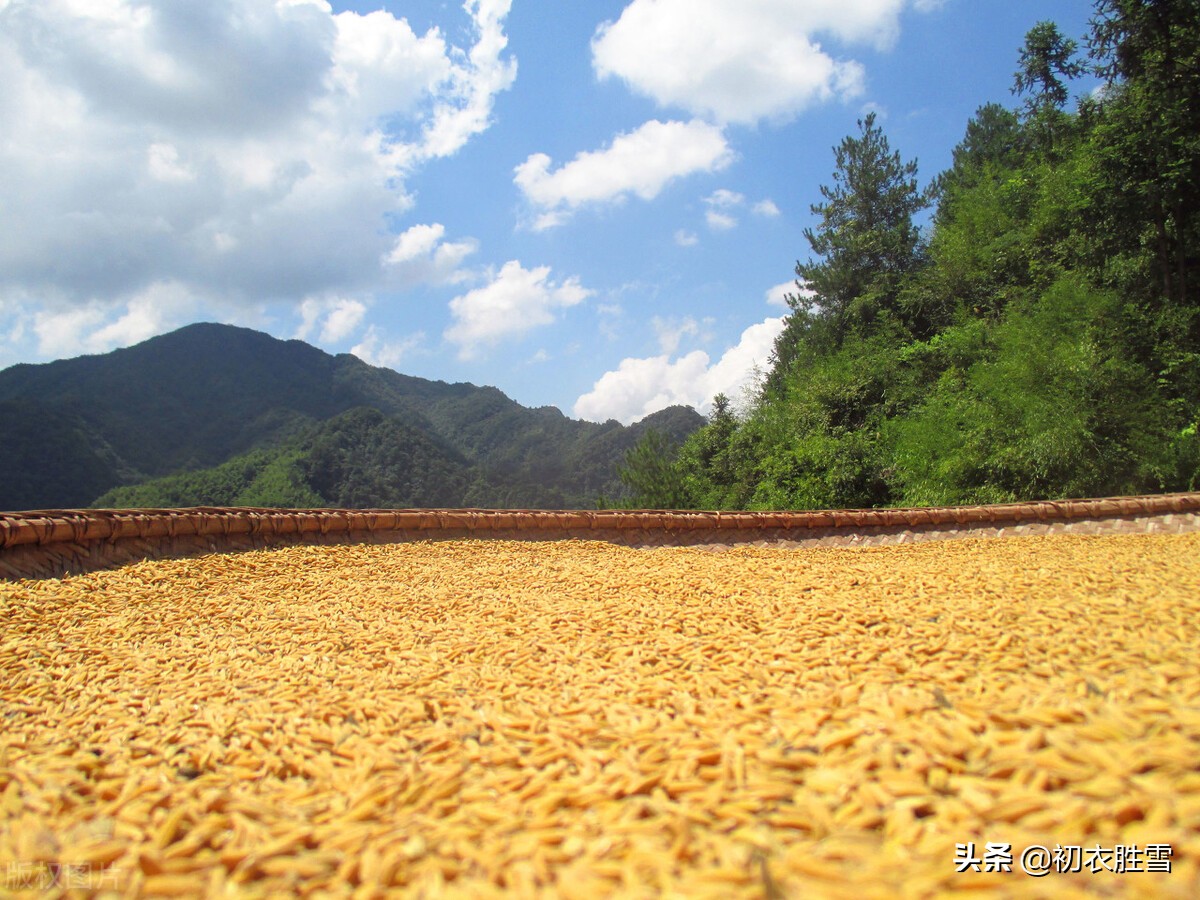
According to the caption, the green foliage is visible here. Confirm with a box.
[887,276,1169,504]
[673,394,764,509]
[0,400,137,511]
[236,451,328,508]
[793,112,930,348]
[1085,0,1200,310]
[1015,21,1085,108]
[96,448,325,509]
[947,103,1024,178]
[616,430,691,509]
[1167,418,1200,491]
[299,408,472,508]
[91,401,686,511]
[640,3,1200,511]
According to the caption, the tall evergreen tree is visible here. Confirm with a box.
[939,103,1024,193]
[791,113,929,350]
[1087,0,1200,308]
[1090,0,1200,85]
[1014,21,1085,114]
[1012,21,1085,155]
[617,430,690,508]
[933,103,1025,233]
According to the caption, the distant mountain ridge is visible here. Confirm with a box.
[0,323,705,510]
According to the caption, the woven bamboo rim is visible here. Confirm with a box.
[2,492,1198,581]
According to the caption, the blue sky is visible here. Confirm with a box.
[0,0,1099,423]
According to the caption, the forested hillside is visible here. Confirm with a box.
[622,0,1200,509]
[0,324,703,510]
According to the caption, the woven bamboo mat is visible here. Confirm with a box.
[2,493,1198,580]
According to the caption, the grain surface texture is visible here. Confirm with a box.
[2,533,1199,898]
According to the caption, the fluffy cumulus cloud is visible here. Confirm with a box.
[592,0,935,125]
[295,296,367,344]
[0,0,515,358]
[385,223,479,287]
[574,316,786,424]
[445,261,592,359]
[28,282,197,360]
[514,119,733,230]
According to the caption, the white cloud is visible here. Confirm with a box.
[388,223,447,263]
[30,282,196,360]
[596,302,623,340]
[766,281,795,307]
[706,188,745,208]
[703,317,786,407]
[417,0,518,160]
[766,279,817,308]
[575,351,710,425]
[703,188,745,230]
[753,199,781,217]
[674,230,699,247]
[445,261,592,359]
[147,143,195,183]
[700,188,739,207]
[0,0,514,353]
[592,0,938,125]
[32,307,110,362]
[652,315,701,355]
[514,119,733,230]
[574,316,786,424]
[294,295,366,344]
[326,9,453,126]
[384,223,478,287]
[351,326,425,370]
[296,298,323,341]
[706,211,738,231]
[319,297,367,343]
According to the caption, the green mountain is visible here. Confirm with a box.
[0,323,704,510]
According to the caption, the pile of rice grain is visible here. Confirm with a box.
[2,532,1199,898]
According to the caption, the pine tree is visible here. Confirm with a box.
[617,430,690,508]
[793,113,929,349]
[1014,21,1085,115]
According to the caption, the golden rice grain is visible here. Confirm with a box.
[2,532,1199,898]
[138,872,201,895]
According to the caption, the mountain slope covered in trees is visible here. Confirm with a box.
[621,0,1200,509]
[0,323,703,510]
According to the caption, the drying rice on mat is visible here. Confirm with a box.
[2,532,1199,898]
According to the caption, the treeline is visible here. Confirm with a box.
[96,405,705,510]
[621,0,1200,509]
[94,408,474,509]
